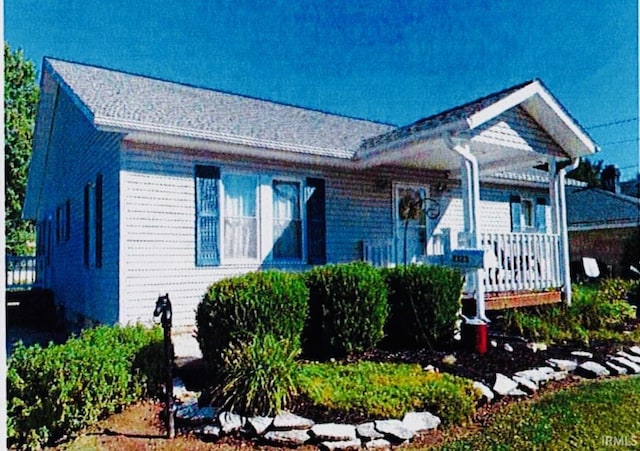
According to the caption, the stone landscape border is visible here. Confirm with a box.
[171,344,640,449]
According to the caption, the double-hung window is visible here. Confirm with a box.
[222,174,258,261]
[272,180,302,260]
[510,194,547,233]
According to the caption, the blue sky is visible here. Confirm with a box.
[5,0,639,179]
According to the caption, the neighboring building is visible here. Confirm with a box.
[620,173,640,198]
[567,184,640,278]
[24,58,597,327]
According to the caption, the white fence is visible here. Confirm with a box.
[362,230,561,293]
[6,255,42,290]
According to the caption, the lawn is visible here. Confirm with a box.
[433,376,640,450]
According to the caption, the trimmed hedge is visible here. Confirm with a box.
[7,324,164,449]
[382,265,463,349]
[304,262,388,357]
[196,271,309,374]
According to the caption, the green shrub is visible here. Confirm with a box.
[7,324,163,449]
[571,279,636,330]
[296,361,480,425]
[216,334,299,416]
[382,265,463,349]
[304,262,388,357]
[196,271,308,374]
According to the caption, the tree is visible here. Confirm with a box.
[5,43,39,255]
[567,158,603,187]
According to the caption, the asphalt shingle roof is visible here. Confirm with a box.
[567,186,640,227]
[45,58,395,159]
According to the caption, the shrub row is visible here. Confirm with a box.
[197,263,463,364]
[7,324,164,449]
[196,263,463,414]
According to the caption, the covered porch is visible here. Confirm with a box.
[355,80,598,319]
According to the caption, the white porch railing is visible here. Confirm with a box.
[362,230,561,293]
[479,232,561,293]
[6,255,43,290]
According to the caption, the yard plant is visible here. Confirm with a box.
[7,324,164,449]
[196,270,309,374]
[383,265,463,349]
[296,361,480,425]
[304,262,388,357]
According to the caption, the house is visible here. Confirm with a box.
[24,58,598,328]
[567,182,640,278]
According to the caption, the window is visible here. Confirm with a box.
[194,167,326,265]
[56,200,71,243]
[522,199,534,229]
[223,174,258,260]
[510,194,547,233]
[273,180,302,260]
[84,176,102,268]
[196,165,220,266]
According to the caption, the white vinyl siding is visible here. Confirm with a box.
[36,87,121,324]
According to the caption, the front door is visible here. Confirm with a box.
[394,184,429,265]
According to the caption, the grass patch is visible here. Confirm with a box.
[295,361,480,425]
[437,377,640,450]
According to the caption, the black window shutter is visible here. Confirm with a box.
[196,165,221,266]
[306,177,326,264]
[95,174,103,268]
[535,197,547,233]
[84,184,90,266]
[510,194,522,232]
[65,199,71,240]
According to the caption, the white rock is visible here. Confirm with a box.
[356,422,385,440]
[197,424,221,439]
[503,343,514,352]
[311,423,357,441]
[605,361,628,375]
[617,351,640,364]
[627,345,640,357]
[374,419,414,441]
[577,361,610,378]
[526,342,548,352]
[610,356,640,374]
[423,364,437,372]
[551,370,569,381]
[218,410,244,433]
[401,411,441,432]
[514,367,555,384]
[175,402,216,424]
[490,339,498,347]
[272,411,314,430]
[512,375,538,393]
[507,388,529,396]
[319,439,362,450]
[472,381,495,403]
[571,350,593,358]
[264,429,311,446]
[492,373,519,396]
[546,358,578,372]
[365,438,393,449]
[246,415,272,436]
[442,354,457,365]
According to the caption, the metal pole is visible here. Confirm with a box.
[154,293,174,438]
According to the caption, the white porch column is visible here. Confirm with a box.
[556,158,580,306]
[448,137,487,321]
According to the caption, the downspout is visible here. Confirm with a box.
[557,157,580,306]
[444,134,488,322]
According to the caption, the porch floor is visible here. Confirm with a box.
[484,290,562,311]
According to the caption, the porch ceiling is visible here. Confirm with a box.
[353,136,550,174]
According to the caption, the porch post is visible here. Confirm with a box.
[556,158,580,306]
[449,137,487,321]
